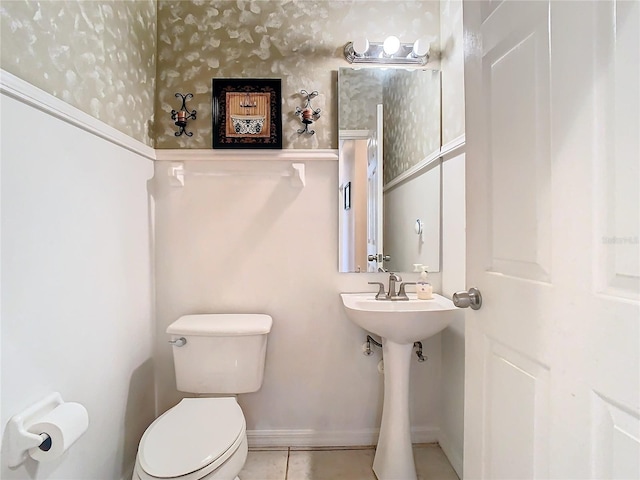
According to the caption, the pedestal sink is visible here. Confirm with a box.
[340,292,459,480]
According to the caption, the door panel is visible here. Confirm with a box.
[594,0,640,299]
[484,340,550,479]
[484,3,551,282]
[592,391,640,479]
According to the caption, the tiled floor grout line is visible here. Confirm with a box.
[242,445,459,480]
[284,447,290,480]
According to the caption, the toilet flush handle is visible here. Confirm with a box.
[168,337,187,347]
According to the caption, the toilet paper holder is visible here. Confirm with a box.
[6,392,72,467]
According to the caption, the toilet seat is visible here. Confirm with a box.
[136,397,246,480]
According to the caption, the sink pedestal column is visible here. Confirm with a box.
[373,339,417,480]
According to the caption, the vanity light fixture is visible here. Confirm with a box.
[171,93,197,137]
[383,36,401,56]
[352,37,370,55]
[344,36,431,66]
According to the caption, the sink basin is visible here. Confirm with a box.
[340,292,457,344]
[340,291,461,479]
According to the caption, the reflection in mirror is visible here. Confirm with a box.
[338,67,441,274]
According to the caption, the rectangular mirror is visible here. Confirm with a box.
[338,67,441,273]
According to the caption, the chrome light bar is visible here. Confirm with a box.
[344,41,430,66]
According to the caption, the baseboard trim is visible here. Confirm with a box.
[246,426,439,449]
[120,464,134,480]
[437,430,463,479]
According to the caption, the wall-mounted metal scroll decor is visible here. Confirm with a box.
[295,90,321,135]
[171,93,197,137]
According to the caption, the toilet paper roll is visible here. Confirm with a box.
[27,402,89,462]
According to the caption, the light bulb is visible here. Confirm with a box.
[412,38,430,57]
[383,36,400,56]
[352,37,369,55]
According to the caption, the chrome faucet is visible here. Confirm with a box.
[388,273,402,298]
[369,273,414,301]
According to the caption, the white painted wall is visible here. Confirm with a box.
[438,0,466,476]
[0,4,468,468]
[441,154,466,298]
[383,164,441,275]
[0,76,155,479]
[152,155,445,446]
[440,151,466,476]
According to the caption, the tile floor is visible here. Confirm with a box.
[239,444,459,480]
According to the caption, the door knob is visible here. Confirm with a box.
[368,254,392,262]
[453,288,482,310]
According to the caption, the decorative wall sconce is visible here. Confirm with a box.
[294,90,321,135]
[344,36,431,66]
[171,93,197,137]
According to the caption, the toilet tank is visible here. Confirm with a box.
[167,314,272,394]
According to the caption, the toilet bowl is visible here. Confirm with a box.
[132,314,272,480]
[133,397,248,480]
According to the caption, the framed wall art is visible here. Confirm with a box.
[212,78,282,149]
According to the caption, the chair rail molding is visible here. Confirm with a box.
[2,69,340,164]
[0,69,156,161]
[154,149,338,162]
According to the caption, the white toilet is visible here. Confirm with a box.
[132,313,273,480]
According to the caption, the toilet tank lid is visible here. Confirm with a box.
[167,314,273,336]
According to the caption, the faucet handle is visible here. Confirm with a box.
[396,282,416,300]
[368,281,389,300]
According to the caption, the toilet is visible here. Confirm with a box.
[132,314,273,480]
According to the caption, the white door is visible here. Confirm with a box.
[367,104,385,272]
[366,143,380,272]
[463,1,640,479]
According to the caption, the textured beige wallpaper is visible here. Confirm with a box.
[338,67,440,184]
[439,0,464,144]
[383,69,440,183]
[338,68,383,134]
[155,0,439,149]
[0,0,157,146]
[338,67,385,131]
[0,0,441,151]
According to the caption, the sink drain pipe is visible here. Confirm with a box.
[362,335,382,356]
[362,336,427,363]
[413,341,427,362]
